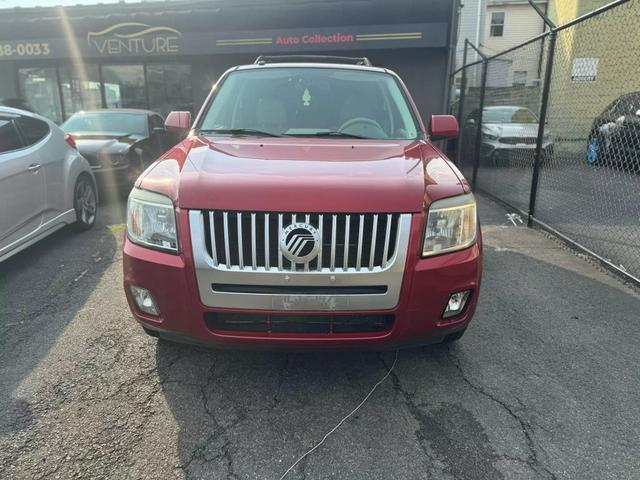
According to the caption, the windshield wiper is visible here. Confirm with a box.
[296,131,369,139]
[198,128,283,137]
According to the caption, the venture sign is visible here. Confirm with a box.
[87,23,181,55]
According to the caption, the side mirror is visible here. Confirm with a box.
[429,115,459,140]
[165,111,192,134]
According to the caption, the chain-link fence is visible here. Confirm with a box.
[450,0,640,286]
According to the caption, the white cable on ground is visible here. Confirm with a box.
[278,350,399,480]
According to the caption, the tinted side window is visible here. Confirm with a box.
[0,119,23,153]
[15,115,50,146]
[150,115,164,131]
[613,93,640,116]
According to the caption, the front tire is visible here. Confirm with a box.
[73,174,97,231]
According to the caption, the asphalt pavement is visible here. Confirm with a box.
[1,194,639,480]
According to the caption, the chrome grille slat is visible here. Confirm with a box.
[200,210,402,273]
[290,214,296,271]
[251,213,257,269]
[237,212,244,268]
[223,212,230,268]
[382,214,392,268]
[208,212,218,266]
[278,214,283,270]
[343,214,350,269]
[317,214,323,271]
[264,213,270,270]
[330,214,337,271]
[356,214,364,271]
[369,214,378,270]
[304,214,311,271]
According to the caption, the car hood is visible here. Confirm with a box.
[139,136,466,213]
[483,123,539,137]
[72,133,141,157]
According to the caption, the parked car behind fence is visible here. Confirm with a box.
[587,91,640,173]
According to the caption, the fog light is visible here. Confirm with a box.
[129,285,160,316]
[443,290,471,319]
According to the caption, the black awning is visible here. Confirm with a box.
[0,0,454,40]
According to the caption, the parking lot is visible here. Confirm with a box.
[1,194,638,480]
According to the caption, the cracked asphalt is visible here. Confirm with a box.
[1,194,639,480]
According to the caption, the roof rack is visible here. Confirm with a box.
[254,55,372,67]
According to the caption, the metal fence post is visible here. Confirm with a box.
[527,0,557,227]
[527,29,557,227]
[471,57,488,189]
[456,41,469,165]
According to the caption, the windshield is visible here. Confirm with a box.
[484,108,538,124]
[198,67,420,139]
[62,113,147,136]
[609,92,640,116]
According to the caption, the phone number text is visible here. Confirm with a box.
[0,43,51,57]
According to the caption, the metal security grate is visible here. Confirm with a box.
[204,312,394,334]
[197,211,401,272]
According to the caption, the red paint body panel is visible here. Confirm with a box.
[164,111,192,134]
[429,114,460,140]
[139,137,465,212]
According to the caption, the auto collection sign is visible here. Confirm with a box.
[0,21,446,60]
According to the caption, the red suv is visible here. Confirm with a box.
[123,56,482,349]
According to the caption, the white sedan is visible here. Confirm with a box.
[0,107,97,263]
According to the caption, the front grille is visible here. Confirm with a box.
[198,211,401,272]
[501,137,536,145]
[204,312,394,334]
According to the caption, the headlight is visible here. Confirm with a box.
[483,133,498,141]
[127,187,178,253]
[422,193,477,257]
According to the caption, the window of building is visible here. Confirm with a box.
[18,68,63,124]
[147,64,193,117]
[102,65,146,109]
[59,64,102,119]
[513,71,527,86]
[14,116,50,146]
[14,62,193,124]
[490,12,505,37]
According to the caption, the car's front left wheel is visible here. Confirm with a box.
[73,174,97,231]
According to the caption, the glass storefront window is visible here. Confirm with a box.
[102,65,146,109]
[18,67,63,124]
[59,64,102,118]
[15,62,192,123]
[147,64,193,117]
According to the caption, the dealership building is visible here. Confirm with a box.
[0,0,458,124]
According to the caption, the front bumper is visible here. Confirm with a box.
[91,164,137,189]
[481,140,554,163]
[123,212,483,350]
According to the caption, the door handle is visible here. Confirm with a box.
[27,163,42,173]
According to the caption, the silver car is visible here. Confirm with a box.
[462,106,554,167]
[0,107,97,263]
